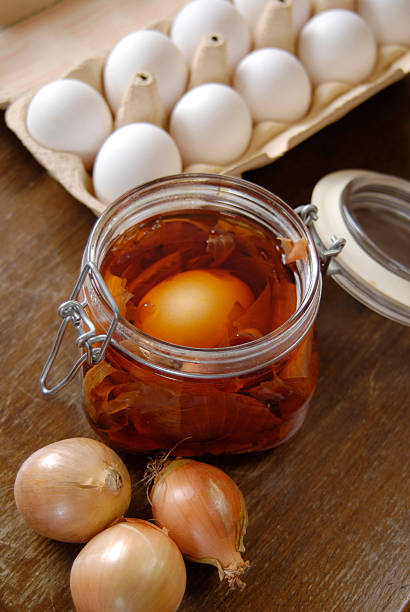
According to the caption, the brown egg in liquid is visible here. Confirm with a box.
[136,268,254,348]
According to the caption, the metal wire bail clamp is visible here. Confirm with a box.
[40,261,120,395]
[295,204,346,274]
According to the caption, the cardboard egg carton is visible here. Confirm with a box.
[5,0,410,216]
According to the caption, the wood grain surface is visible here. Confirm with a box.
[1,76,409,612]
[0,0,188,106]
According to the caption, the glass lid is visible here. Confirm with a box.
[310,169,410,326]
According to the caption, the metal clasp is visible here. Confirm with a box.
[295,204,318,227]
[295,204,346,274]
[40,261,120,395]
[318,236,346,275]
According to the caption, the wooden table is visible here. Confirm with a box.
[1,76,409,612]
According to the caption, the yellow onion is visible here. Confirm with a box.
[14,437,131,542]
[150,458,249,589]
[70,518,186,612]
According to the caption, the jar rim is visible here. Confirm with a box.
[84,173,322,378]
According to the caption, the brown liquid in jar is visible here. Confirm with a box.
[82,210,318,455]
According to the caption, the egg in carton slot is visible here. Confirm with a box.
[5,0,410,217]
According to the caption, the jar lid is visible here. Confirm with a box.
[310,169,410,326]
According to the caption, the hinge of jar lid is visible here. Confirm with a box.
[40,261,120,395]
[295,204,346,274]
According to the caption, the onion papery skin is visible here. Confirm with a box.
[14,437,131,542]
[70,518,187,612]
[150,459,249,589]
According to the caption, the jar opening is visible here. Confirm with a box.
[83,174,322,378]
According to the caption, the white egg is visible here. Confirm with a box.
[171,0,251,72]
[358,0,410,46]
[233,0,311,34]
[104,30,188,114]
[169,83,252,166]
[93,123,182,204]
[234,48,312,123]
[26,79,112,170]
[298,9,377,85]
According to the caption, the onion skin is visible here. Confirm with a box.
[14,437,131,543]
[70,518,186,612]
[150,459,249,589]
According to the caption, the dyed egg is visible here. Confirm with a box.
[171,0,251,72]
[93,123,182,204]
[298,9,377,85]
[169,83,252,166]
[26,79,112,170]
[103,30,188,114]
[358,0,410,46]
[234,48,312,123]
[137,268,254,348]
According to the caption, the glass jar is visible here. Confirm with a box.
[42,174,322,456]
